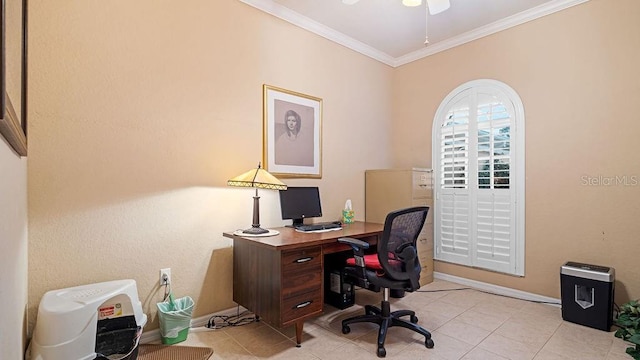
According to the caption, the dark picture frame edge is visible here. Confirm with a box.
[0,0,27,157]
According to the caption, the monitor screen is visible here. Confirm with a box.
[279,187,322,226]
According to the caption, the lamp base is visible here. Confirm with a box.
[242,226,269,235]
[234,229,279,237]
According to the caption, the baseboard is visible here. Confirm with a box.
[140,305,250,344]
[433,272,561,306]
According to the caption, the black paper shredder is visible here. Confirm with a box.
[560,261,615,331]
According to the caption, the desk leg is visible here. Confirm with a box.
[295,320,304,347]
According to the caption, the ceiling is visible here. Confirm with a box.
[239,0,588,67]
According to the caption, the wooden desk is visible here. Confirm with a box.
[223,221,384,346]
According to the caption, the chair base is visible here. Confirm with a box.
[341,299,434,358]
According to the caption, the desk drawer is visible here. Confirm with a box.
[282,247,321,272]
[282,288,322,324]
[282,267,322,298]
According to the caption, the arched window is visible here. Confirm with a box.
[432,79,525,276]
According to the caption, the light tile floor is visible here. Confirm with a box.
[178,280,632,360]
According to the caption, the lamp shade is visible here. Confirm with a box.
[227,164,287,191]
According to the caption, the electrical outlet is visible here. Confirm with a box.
[159,268,171,286]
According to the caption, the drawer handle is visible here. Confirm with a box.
[295,257,313,263]
[294,301,313,309]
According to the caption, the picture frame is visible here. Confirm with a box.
[263,84,322,178]
[0,0,28,156]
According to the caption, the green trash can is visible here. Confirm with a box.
[156,295,194,345]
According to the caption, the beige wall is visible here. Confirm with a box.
[27,0,393,334]
[26,0,640,344]
[392,0,640,303]
[0,144,28,359]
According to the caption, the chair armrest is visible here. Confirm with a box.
[396,244,420,290]
[338,237,370,261]
[395,243,417,261]
[338,237,371,288]
[338,237,370,251]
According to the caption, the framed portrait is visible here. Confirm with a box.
[263,84,322,178]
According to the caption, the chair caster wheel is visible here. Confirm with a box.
[377,347,386,357]
[410,315,418,323]
[342,326,351,334]
[426,338,435,348]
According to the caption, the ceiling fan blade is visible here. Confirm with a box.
[342,0,450,13]
[427,0,450,15]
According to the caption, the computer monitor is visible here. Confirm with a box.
[279,187,322,227]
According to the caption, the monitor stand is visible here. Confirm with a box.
[285,218,305,228]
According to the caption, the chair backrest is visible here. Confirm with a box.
[378,206,429,290]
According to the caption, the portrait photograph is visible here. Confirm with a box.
[263,85,322,178]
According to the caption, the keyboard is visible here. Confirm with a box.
[295,222,342,232]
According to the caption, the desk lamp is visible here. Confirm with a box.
[227,163,287,234]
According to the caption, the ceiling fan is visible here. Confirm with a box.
[342,0,450,45]
[342,0,450,15]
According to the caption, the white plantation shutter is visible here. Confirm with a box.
[437,95,472,264]
[474,192,514,273]
[433,80,525,276]
[438,192,471,263]
[440,99,470,190]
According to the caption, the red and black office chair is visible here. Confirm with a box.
[338,206,434,358]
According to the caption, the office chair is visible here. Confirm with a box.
[338,206,434,358]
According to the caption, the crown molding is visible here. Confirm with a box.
[394,0,590,66]
[238,0,396,67]
[239,0,589,68]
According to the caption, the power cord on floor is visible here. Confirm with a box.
[416,287,562,305]
[416,287,471,293]
[205,305,257,330]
